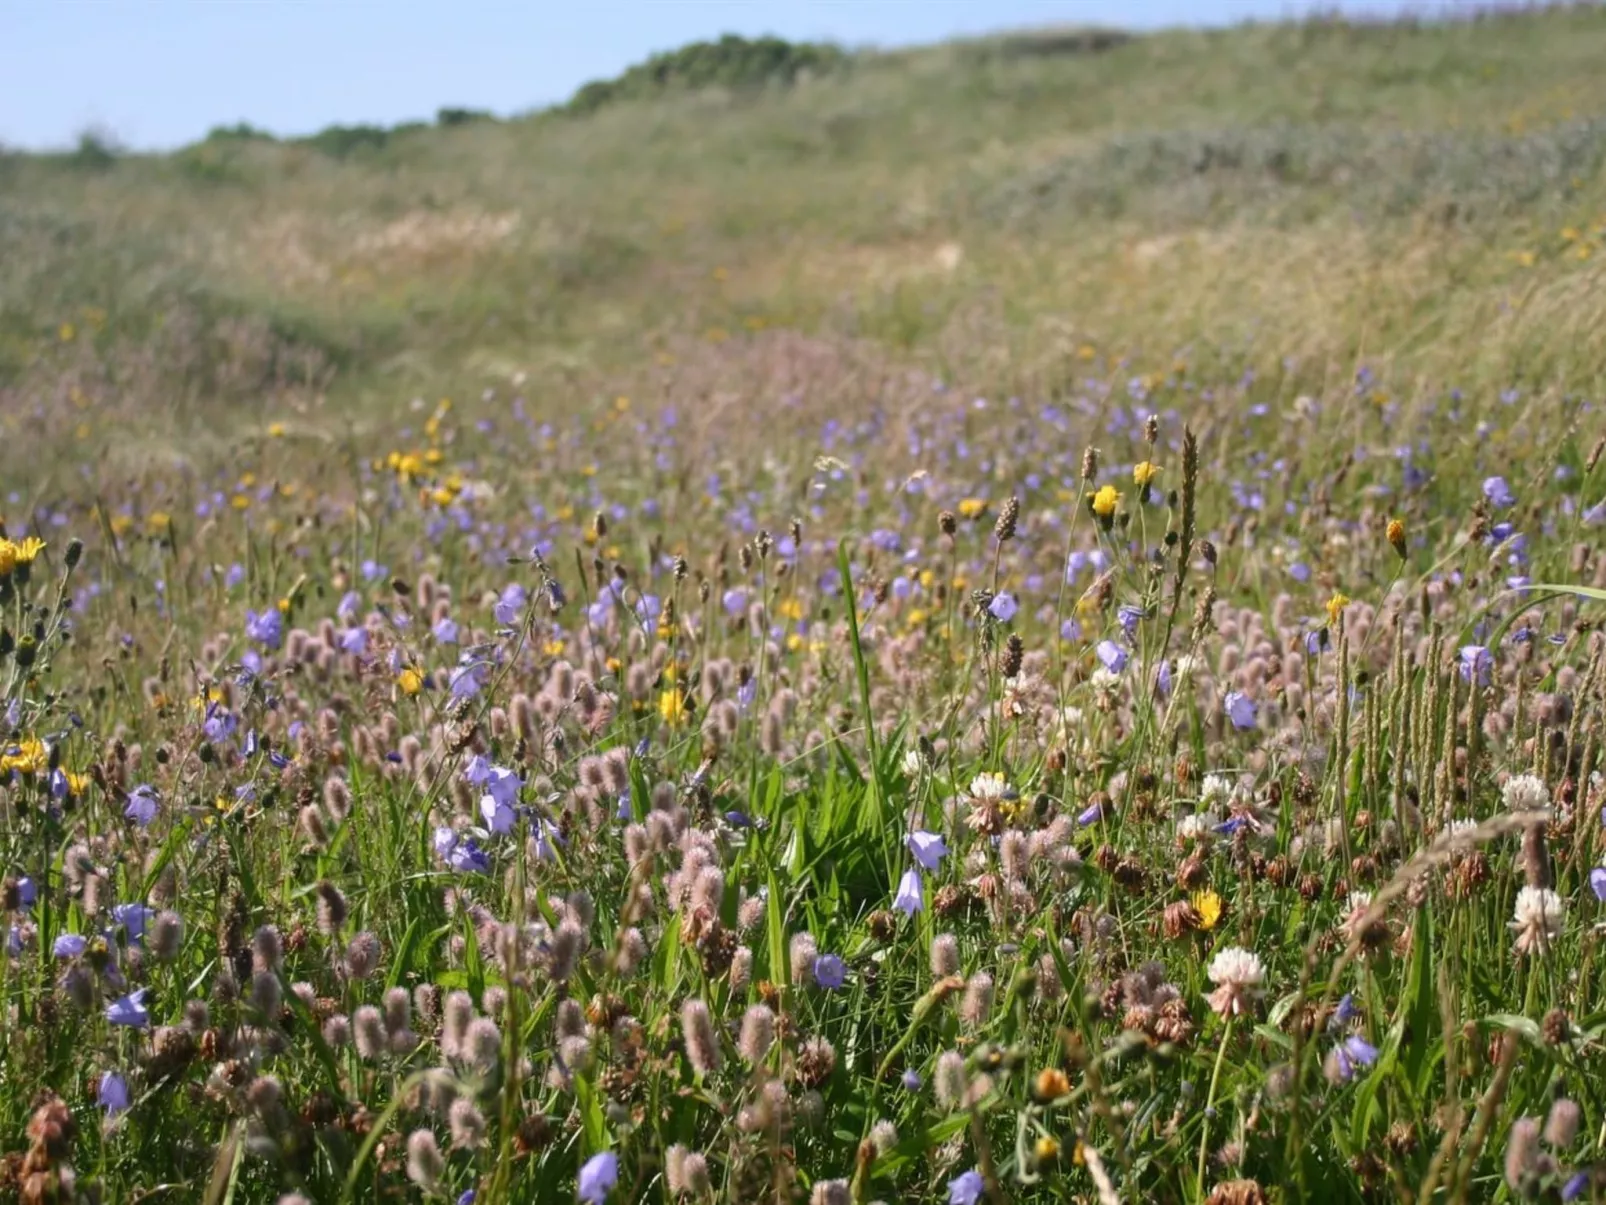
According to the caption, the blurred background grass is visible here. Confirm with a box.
[3,4,1606,472]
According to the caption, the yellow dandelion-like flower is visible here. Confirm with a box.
[1386,518,1406,559]
[1089,485,1120,518]
[0,541,16,577]
[15,537,45,564]
[957,498,988,521]
[1132,461,1160,487]
[396,667,424,696]
[1191,889,1223,931]
[0,737,48,776]
[658,689,686,726]
[1325,592,1351,628]
[1035,1136,1061,1162]
[267,422,286,438]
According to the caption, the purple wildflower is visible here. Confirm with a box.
[893,868,923,915]
[1095,640,1128,673]
[1224,691,1256,730]
[106,988,150,1028]
[1330,1034,1379,1082]
[812,954,846,990]
[111,903,154,942]
[125,784,159,827]
[907,830,948,871]
[1458,645,1492,685]
[1590,868,1606,902]
[98,1071,131,1115]
[577,1152,618,1204]
[53,933,87,959]
[948,1169,986,1205]
[244,608,283,650]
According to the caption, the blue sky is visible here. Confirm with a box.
[2,0,1422,150]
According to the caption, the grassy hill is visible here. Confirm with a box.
[4,6,1606,471]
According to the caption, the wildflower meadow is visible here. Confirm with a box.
[5,7,1606,1204]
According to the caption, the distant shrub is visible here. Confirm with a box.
[437,107,495,127]
[205,122,277,143]
[301,124,392,160]
[962,26,1131,61]
[565,34,846,115]
[174,141,254,187]
[68,127,120,171]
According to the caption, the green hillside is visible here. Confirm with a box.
[4,6,1606,468]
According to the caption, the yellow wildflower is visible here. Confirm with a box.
[1386,518,1406,559]
[1132,461,1160,487]
[1089,485,1120,518]
[0,737,48,776]
[1035,1135,1061,1162]
[15,537,45,564]
[658,689,686,726]
[397,667,424,696]
[1325,592,1351,628]
[1033,1068,1071,1101]
[0,541,16,577]
[267,422,286,438]
[957,497,988,520]
[1191,889,1222,931]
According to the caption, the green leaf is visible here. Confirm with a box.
[463,908,485,1001]
[385,915,424,991]
[576,1074,609,1157]
[1398,905,1437,1090]
[767,868,788,989]
[1522,582,1606,603]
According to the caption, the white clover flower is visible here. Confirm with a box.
[1176,813,1219,843]
[1205,946,1266,1018]
[1200,773,1235,808]
[902,748,927,777]
[1090,668,1122,694]
[1510,886,1564,957]
[968,772,1008,801]
[1502,774,1550,812]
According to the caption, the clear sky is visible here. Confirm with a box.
[1,0,1424,151]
